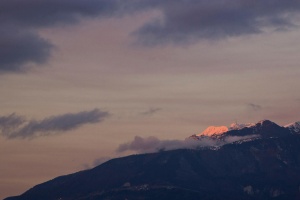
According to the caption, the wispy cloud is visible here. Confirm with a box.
[248,103,263,111]
[140,107,162,116]
[0,113,25,134]
[0,109,109,139]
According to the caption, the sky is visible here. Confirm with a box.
[1,0,300,198]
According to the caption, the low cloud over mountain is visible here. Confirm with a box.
[116,135,257,154]
[117,120,300,154]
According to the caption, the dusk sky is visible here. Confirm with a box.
[1,0,300,198]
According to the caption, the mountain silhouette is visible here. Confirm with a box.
[5,120,300,200]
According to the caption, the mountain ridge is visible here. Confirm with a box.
[5,119,300,200]
[190,120,296,142]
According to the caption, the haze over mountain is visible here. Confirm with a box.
[5,119,300,200]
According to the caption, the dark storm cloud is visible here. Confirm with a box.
[2,0,300,72]
[0,0,121,73]
[133,0,300,45]
[0,0,122,28]
[0,109,109,139]
[0,28,53,72]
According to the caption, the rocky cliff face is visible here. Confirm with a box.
[5,120,300,200]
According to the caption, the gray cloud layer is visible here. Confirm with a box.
[0,27,53,72]
[1,0,300,72]
[117,136,215,153]
[117,135,259,154]
[134,0,300,45]
[0,109,109,139]
[0,0,119,28]
[0,0,121,73]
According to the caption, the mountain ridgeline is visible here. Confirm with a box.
[5,120,300,200]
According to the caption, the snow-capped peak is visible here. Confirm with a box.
[189,119,298,145]
[197,126,228,136]
[229,122,255,130]
[197,121,256,137]
[230,120,276,130]
[284,121,300,133]
[195,120,282,138]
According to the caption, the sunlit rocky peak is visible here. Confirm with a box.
[194,120,299,139]
[197,122,256,137]
[196,126,229,136]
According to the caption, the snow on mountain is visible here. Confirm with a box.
[191,120,300,142]
[196,122,256,137]
[196,126,228,136]
[284,121,300,133]
[229,122,255,130]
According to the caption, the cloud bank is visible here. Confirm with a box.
[0,0,121,73]
[0,109,109,139]
[117,136,215,153]
[133,0,300,45]
[1,0,300,72]
[117,135,259,154]
[0,28,53,72]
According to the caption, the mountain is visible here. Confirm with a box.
[195,122,256,137]
[197,125,229,136]
[285,121,300,133]
[190,120,292,142]
[229,122,255,131]
[5,120,300,200]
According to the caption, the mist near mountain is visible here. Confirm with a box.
[117,120,295,154]
[5,119,300,200]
